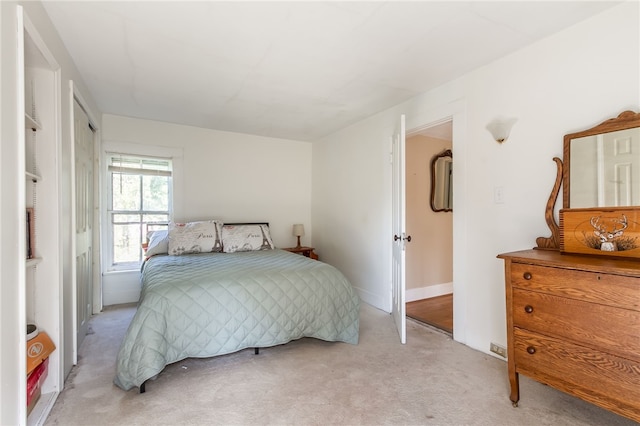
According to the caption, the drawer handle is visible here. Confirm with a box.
[526,346,536,355]
[523,272,532,280]
[524,305,533,314]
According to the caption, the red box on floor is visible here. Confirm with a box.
[27,357,48,413]
[27,331,55,375]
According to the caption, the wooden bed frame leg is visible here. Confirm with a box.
[255,348,259,355]
[140,381,146,394]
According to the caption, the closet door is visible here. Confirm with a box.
[74,100,94,352]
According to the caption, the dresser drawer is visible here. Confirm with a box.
[513,288,640,362]
[510,263,639,311]
[514,328,640,421]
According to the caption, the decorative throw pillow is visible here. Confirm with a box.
[145,229,169,257]
[222,224,274,253]
[168,220,223,255]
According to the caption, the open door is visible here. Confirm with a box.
[392,114,408,343]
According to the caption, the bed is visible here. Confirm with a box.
[113,224,360,391]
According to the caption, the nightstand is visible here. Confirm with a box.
[283,246,318,260]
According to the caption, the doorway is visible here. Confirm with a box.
[404,120,453,335]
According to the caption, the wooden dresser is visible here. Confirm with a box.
[497,249,640,422]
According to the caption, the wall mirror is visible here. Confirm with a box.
[430,149,453,212]
[563,110,640,209]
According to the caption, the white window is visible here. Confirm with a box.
[106,153,172,270]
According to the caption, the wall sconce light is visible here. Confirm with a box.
[292,224,305,248]
[486,117,517,143]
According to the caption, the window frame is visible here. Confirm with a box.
[104,152,174,271]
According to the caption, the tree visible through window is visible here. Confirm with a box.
[108,154,172,269]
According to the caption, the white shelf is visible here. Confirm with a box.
[17,8,63,425]
[27,391,58,426]
[25,113,41,131]
[25,171,41,182]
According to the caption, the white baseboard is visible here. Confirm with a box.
[406,282,453,303]
[355,286,389,313]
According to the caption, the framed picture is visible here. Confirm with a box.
[26,208,34,259]
[560,207,640,258]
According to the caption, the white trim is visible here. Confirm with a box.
[93,126,103,315]
[68,82,78,367]
[406,282,453,303]
[407,116,453,138]
[72,89,98,131]
[16,8,29,422]
[23,10,60,70]
[52,56,64,397]
[405,99,467,345]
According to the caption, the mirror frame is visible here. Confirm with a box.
[430,149,453,212]
[563,110,640,209]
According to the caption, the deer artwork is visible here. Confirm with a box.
[590,214,628,251]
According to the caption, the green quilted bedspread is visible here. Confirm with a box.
[114,249,360,390]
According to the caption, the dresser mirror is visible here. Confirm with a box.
[563,110,640,209]
[536,110,640,251]
[430,149,452,212]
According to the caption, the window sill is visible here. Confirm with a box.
[103,268,141,276]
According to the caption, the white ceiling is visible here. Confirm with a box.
[42,1,618,142]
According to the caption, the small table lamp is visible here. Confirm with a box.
[292,224,305,248]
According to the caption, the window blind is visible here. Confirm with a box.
[107,154,172,177]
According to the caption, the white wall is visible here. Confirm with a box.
[0,4,24,423]
[312,2,639,355]
[101,114,312,304]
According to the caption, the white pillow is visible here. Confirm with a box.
[222,224,274,253]
[145,229,169,257]
[168,220,223,255]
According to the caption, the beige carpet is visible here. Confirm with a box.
[45,303,637,426]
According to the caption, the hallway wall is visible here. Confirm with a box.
[406,134,453,301]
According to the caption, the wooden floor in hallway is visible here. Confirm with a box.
[406,294,453,335]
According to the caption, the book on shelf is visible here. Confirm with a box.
[26,208,34,259]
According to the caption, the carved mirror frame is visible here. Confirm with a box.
[536,110,640,250]
[563,110,640,209]
[430,149,453,212]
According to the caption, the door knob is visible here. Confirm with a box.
[394,234,412,242]
[394,235,400,241]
